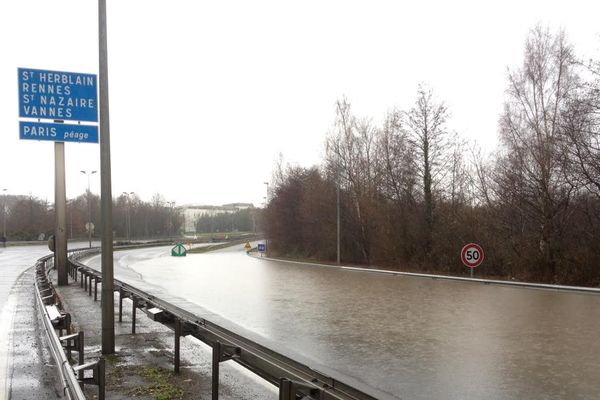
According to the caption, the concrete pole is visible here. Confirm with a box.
[55,142,68,285]
[99,0,115,355]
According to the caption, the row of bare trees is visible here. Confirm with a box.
[2,192,183,241]
[264,26,600,285]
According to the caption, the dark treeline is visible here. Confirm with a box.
[264,26,600,286]
[1,192,183,241]
[195,209,257,233]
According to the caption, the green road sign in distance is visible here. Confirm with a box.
[171,243,187,257]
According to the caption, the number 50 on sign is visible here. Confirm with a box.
[461,243,484,268]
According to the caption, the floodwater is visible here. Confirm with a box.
[84,245,600,400]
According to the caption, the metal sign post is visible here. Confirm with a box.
[258,243,266,257]
[99,0,115,355]
[460,243,484,278]
[18,67,99,286]
[54,141,68,285]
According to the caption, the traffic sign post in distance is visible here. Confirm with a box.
[257,243,266,257]
[461,243,484,278]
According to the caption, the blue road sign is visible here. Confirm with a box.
[19,121,98,144]
[18,68,98,123]
[258,243,266,253]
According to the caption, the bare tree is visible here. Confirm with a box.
[325,97,380,263]
[378,109,416,204]
[497,25,578,280]
[405,84,451,258]
[562,55,600,197]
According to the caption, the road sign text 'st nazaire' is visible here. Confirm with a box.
[18,68,98,122]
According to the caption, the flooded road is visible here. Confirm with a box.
[85,244,600,400]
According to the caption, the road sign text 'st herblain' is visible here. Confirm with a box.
[18,68,98,122]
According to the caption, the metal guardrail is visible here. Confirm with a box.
[266,257,600,294]
[34,255,86,400]
[69,248,379,400]
[34,252,105,400]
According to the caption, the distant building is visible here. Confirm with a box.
[180,203,254,233]
[222,203,254,211]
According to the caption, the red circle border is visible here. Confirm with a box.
[461,243,484,268]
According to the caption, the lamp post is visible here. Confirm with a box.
[264,182,269,256]
[81,170,97,248]
[2,188,7,242]
[167,201,175,240]
[67,199,73,239]
[336,162,341,265]
[122,192,134,241]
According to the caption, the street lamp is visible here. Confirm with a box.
[67,198,73,239]
[263,182,269,256]
[167,201,175,239]
[122,192,135,241]
[264,182,269,204]
[2,188,7,243]
[336,162,341,265]
[81,170,97,248]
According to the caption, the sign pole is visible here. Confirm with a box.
[99,0,115,355]
[54,141,68,286]
[461,243,484,278]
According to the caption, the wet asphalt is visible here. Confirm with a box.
[7,267,62,400]
[0,244,62,399]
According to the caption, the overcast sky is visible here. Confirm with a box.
[1,0,599,207]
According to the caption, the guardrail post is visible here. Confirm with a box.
[279,378,293,400]
[212,341,220,400]
[60,330,85,381]
[94,278,100,302]
[210,341,241,400]
[131,296,137,334]
[98,357,106,400]
[78,331,85,382]
[174,319,181,373]
[57,313,72,337]
[118,290,123,322]
[277,378,320,400]
[73,357,105,400]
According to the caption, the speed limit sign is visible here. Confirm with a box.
[461,243,484,268]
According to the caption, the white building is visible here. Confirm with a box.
[181,203,254,233]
